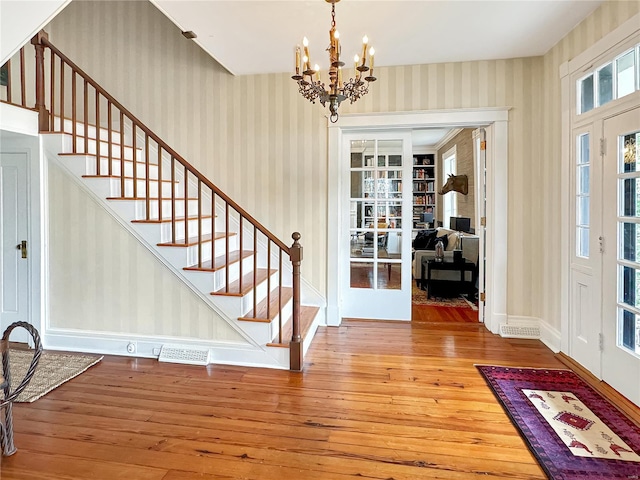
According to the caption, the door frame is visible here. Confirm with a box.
[0,108,44,342]
[327,108,509,334]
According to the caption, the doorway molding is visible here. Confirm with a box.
[327,108,509,334]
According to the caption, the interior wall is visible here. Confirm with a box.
[45,0,543,317]
[47,160,247,343]
[540,0,640,332]
[436,129,475,227]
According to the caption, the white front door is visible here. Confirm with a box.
[340,132,412,320]
[601,107,640,406]
[0,152,30,341]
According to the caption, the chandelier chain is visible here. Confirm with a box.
[331,3,336,29]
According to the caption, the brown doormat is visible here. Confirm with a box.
[4,349,103,402]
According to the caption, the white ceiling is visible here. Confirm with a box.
[152,0,603,76]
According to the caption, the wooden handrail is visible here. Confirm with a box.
[39,37,290,254]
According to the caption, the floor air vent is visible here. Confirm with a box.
[499,324,540,339]
[158,344,210,365]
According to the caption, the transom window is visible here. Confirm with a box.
[578,44,639,114]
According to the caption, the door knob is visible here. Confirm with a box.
[16,240,27,259]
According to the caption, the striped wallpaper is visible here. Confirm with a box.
[43,0,639,336]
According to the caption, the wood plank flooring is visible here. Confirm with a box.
[1,320,566,479]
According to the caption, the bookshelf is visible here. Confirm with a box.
[412,153,436,232]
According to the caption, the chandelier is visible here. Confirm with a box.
[292,0,376,123]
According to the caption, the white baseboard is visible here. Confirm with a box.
[539,318,561,353]
[43,328,291,369]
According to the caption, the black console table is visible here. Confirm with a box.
[421,258,475,299]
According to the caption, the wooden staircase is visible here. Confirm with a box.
[2,33,321,370]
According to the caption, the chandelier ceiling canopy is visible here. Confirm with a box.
[292,0,376,123]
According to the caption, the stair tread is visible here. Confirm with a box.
[267,305,319,347]
[239,286,293,322]
[132,214,214,224]
[211,268,277,296]
[158,232,230,247]
[184,250,253,272]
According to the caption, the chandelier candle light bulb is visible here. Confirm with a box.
[361,35,368,68]
[291,0,377,123]
[303,37,311,71]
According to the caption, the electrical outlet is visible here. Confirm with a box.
[152,347,161,356]
[126,342,137,354]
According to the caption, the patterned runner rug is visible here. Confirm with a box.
[477,366,640,479]
[4,349,103,402]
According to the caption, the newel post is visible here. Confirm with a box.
[31,31,49,132]
[289,232,303,372]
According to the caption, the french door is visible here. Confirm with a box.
[601,107,640,405]
[340,132,412,320]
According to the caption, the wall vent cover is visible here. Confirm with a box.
[158,344,210,365]
[499,324,540,339]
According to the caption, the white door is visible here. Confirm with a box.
[601,107,640,406]
[340,132,412,320]
[569,126,603,378]
[0,152,30,342]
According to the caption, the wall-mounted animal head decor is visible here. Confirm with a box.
[438,174,468,195]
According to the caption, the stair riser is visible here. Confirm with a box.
[55,118,125,145]
[238,271,280,316]
[117,179,183,198]
[142,199,204,221]
[185,255,253,295]
[73,137,140,162]
[86,157,160,180]
[210,255,258,293]
[158,217,215,243]
[240,301,293,345]
[167,236,242,269]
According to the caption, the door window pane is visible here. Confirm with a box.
[576,133,590,258]
[580,74,594,113]
[617,49,636,99]
[577,226,589,258]
[350,261,374,288]
[620,265,640,308]
[577,165,589,195]
[621,179,640,216]
[377,262,401,290]
[621,222,640,263]
[623,132,638,173]
[618,308,638,354]
[597,63,614,106]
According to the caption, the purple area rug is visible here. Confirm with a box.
[476,366,640,480]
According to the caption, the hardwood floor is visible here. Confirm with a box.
[2,320,565,479]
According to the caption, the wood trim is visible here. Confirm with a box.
[555,352,640,427]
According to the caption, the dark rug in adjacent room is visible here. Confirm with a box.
[476,365,640,480]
